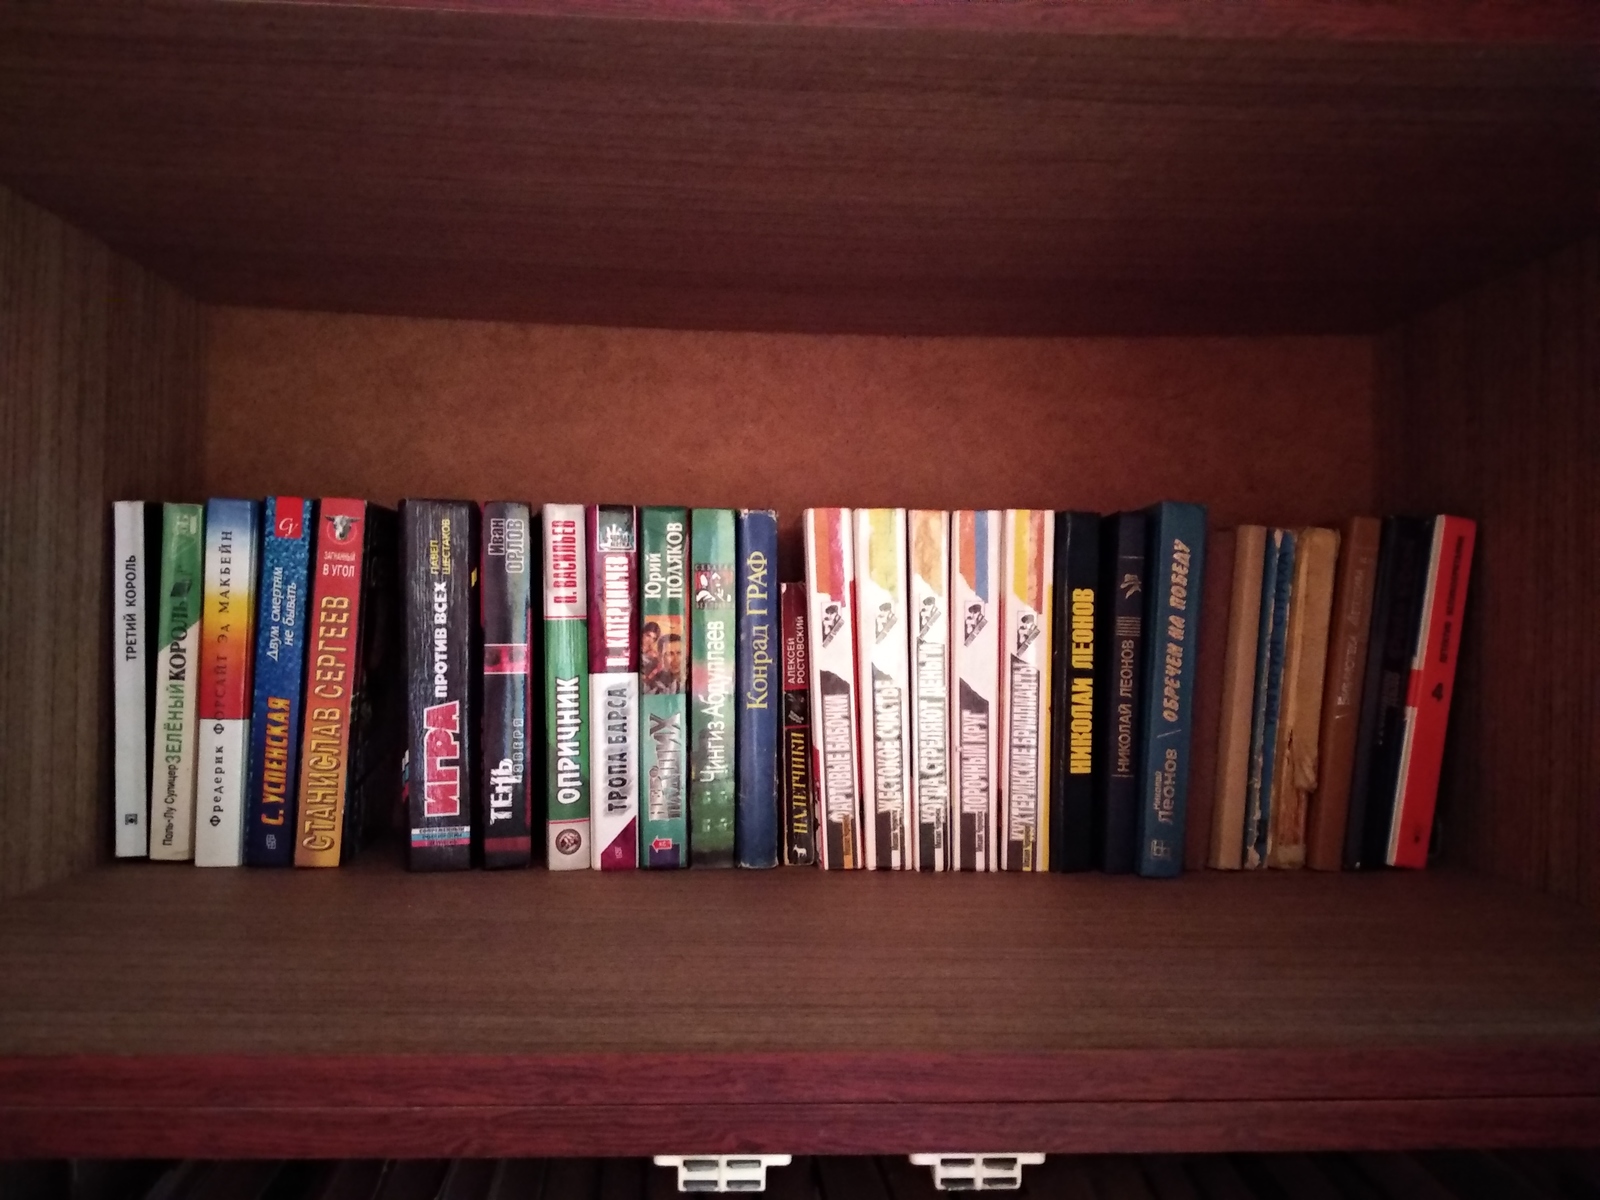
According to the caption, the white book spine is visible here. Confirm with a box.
[951,510,1002,871]
[855,508,912,870]
[908,510,951,872]
[999,509,1054,872]
[803,508,863,870]
[112,502,150,858]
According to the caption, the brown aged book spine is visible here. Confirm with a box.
[1208,525,1266,870]
[1306,516,1382,871]
[1266,526,1340,869]
[1184,527,1235,871]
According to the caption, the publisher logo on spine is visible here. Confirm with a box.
[555,828,583,857]
[328,513,359,543]
[873,600,897,643]
[694,564,732,608]
[820,601,845,647]
[1015,612,1040,655]
[963,602,986,646]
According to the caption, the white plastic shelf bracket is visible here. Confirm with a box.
[909,1154,1045,1191]
[652,1155,794,1193]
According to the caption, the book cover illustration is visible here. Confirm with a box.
[951,510,1001,872]
[480,502,533,869]
[195,498,260,867]
[1208,524,1266,870]
[1094,512,1146,874]
[149,502,204,862]
[780,582,816,866]
[1049,511,1099,873]
[735,509,780,869]
[112,501,157,859]
[638,506,689,868]
[543,503,591,871]
[588,504,640,871]
[690,508,737,867]
[1243,528,1296,870]
[855,507,912,871]
[908,510,951,872]
[804,507,862,870]
[1000,509,1054,872]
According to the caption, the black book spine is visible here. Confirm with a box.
[1050,511,1101,872]
[480,503,534,868]
[344,504,404,864]
[1094,512,1147,873]
[402,500,476,871]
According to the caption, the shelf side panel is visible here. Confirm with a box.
[1380,237,1599,908]
[0,185,203,898]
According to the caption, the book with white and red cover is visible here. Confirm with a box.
[855,508,912,870]
[908,510,952,872]
[803,507,862,870]
[588,504,640,870]
[951,510,1002,872]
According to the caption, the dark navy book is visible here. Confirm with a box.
[1135,501,1207,878]
[735,509,780,868]
[244,497,313,866]
[1050,511,1100,872]
[1094,512,1147,873]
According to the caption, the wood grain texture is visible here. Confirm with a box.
[0,185,201,899]
[1,2,1595,336]
[1379,238,1599,909]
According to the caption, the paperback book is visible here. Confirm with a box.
[856,507,912,870]
[480,502,534,868]
[638,506,689,868]
[111,501,160,859]
[543,503,590,870]
[690,508,737,867]
[1208,524,1266,870]
[780,582,816,866]
[149,503,204,862]
[588,504,639,870]
[735,509,780,869]
[951,510,1001,872]
[1000,509,1054,872]
[1243,528,1295,870]
[908,510,951,872]
[803,507,862,870]
[1049,511,1099,872]
[1095,511,1146,874]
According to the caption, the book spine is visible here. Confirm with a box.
[195,498,260,867]
[1266,527,1340,870]
[1306,516,1382,870]
[1049,511,1099,872]
[951,510,1001,872]
[1184,527,1234,871]
[149,503,205,862]
[112,501,150,858]
[780,582,816,866]
[638,507,689,868]
[1243,529,1295,869]
[1095,512,1146,874]
[1208,525,1266,869]
[479,503,533,868]
[908,510,951,872]
[293,499,368,868]
[804,507,862,870]
[1001,509,1053,872]
[735,509,780,869]
[588,504,640,870]
[690,508,737,867]
[543,504,591,869]
[1135,502,1206,877]
[342,505,403,864]
[244,499,313,866]
[1388,515,1476,868]
[855,508,912,870]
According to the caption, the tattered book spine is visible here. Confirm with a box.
[951,510,1001,872]
[544,503,591,870]
[195,498,261,867]
[480,503,533,868]
[690,508,737,867]
[804,507,862,870]
[149,503,204,862]
[908,510,951,872]
[1049,512,1100,872]
[588,505,639,870]
[1000,510,1054,872]
[638,507,689,868]
[780,583,816,866]
[112,501,153,858]
[735,510,780,868]
[1244,529,1295,869]
[855,508,912,870]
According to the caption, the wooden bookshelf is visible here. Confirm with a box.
[0,0,1597,1162]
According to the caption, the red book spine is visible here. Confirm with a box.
[1389,515,1476,869]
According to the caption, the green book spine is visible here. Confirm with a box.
[544,504,590,869]
[689,508,736,866]
[638,507,690,868]
[149,503,205,861]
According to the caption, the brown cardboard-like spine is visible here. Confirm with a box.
[1306,516,1382,871]
[1184,527,1234,871]
[1208,526,1266,870]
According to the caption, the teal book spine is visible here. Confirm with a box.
[638,507,690,867]
[689,508,737,867]
[1244,528,1297,869]
[1135,502,1207,878]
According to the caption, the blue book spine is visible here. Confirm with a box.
[735,509,780,868]
[1135,502,1208,878]
[1244,529,1297,869]
[244,497,314,866]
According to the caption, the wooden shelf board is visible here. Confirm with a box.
[3,863,1599,1155]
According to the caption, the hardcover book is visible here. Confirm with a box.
[638,506,689,868]
[402,500,476,871]
[1388,515,1476,868]
[543,503,591,870]
[1048,511,1099,872]
[908,510,951,872]
[779,582,816,866]
[1208,525,1266,870]
[1094,511,1146,874]
[803,507,862,870]
[341,505,403,865]
[1000,509,1054,872]
[690,508,737,867]
[855,508,912,870]
[1185,527,1234,871]
[111,501,159,859]
[588,504,639,871]
[149,502,204,862]
[1135,501,1206,878]
[245,498,314,867]
[480,502,534,868]
[735,509,780,869]
[951,510,1001,872]
[1243,528,1295,870]
[195,498,261,867]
